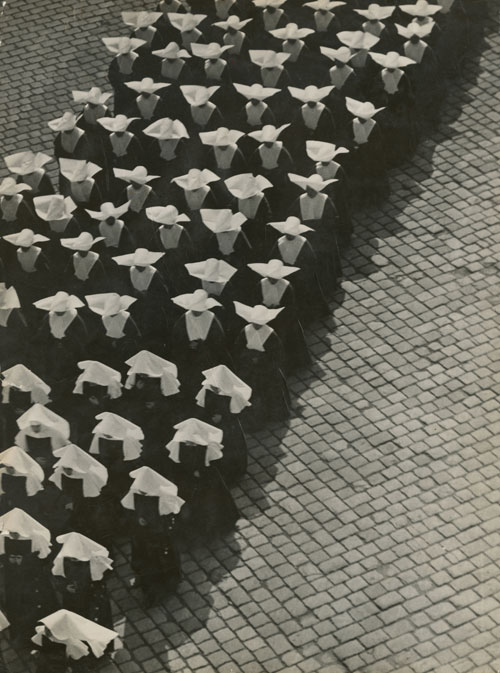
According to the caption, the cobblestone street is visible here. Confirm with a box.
[1,1,500,672]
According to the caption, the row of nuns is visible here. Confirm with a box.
[0,0,477,670]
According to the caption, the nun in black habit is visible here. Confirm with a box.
[166,419,239,543]
[345,96,389,207]
[305,140,352,247]
[122,467,184,606]
[267,216,329,323]
[60,233,108,298]
[232,301,291,426]
[104,36,148,114]
[0,446,45,517]
[195,364,250,485]
[3,151,55,202]
[170,289,232,395]
[224,173,273,260]
[248,260,311,372]
[0,287,30,372]
[147,205,196,295]
[51,532,113,630]
[49,444,116,549]
[0,509,58,646]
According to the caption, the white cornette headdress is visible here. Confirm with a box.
[32,610,117,661]
[50,444,108,498]
[121,466,185,515]
[52,532,113,581]
[0,446,45,497]
[125,351,180,397]
[89,412,143,461]
[196,365,252,414]
[73,361,122,399]
[166,419,224,465]
[1,364,51,405]
[0,508,51,558]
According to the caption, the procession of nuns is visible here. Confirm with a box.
[0,0,475,669]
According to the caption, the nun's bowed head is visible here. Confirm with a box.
[34,291,84,313]
[113,165,160,184]
[268,215,313,236]
[337,30,380,50]
[60,232,104,252]
[0,446,45,497]
[146,205,190,225]
[166,418,224,465]
[52,532,113,581]
[4,150,51,175]
[171,288,221,311]
[121,466,185,515]
[73,360,123,399]
[85,292,137,317]
[0,177,31,196]
[306,140,349,162]
[50,444,108,498]
[0,508,51,558]
[249,49,291,68]
[85,201,130,221]
[121,10,162,28]
[3,228,49,247]
[196,364,252,414]
[102,36,146,55]
[354,3,396,20]
[345,96,385,120]
[125,350,180,397]
[59,158,101,182]
[90,412,143,461]
[125,77,170,94]
[34,194,76,221]
[1,364,51,405]
[97,114,139,133]
[234,300,283,325]
[72,87,112,106]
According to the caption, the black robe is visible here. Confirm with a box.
[170,312,231,394]
[199,388,248,485]
[233,326,291,427]
[58,557,113,631]
[3,546,58,643]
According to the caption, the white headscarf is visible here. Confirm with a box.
[52,532,113,581]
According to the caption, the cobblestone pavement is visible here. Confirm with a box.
[2,1,500,672]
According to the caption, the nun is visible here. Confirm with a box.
[49,112,98,166]
[49,444,114,547]
[180,85,225,132]
[354,3,398,52]
[336,30,380,91]
[122,11,164,57]
[400,0,443,48]
[196,364,250,484]
[143,117,192,179]
[368,51,419,166]
[33,195,81,273]
[288,172,342,293]
[171,168,221,250]
[51,532,113,629]
[3,151,54,201]
[60,232,108,297]
[0,286,30,369]
[103,36,147,114]
[191,42,233,86]
[0,177,35,235]
[201,208,253,271]
[248,259,311,371]
[31,610,117,673]
[268,23,315,85]
[247,124,293,211]
[152,42,193,86]
[67,360,123,444]
[248,49,292,90]
[345,96,389,206]
[97,115,145,172]
[112,248,170,352]
[224,173,273,259]
[58,159,103,218]
[170,289,231,394]
[232,301,291,425]
[213,15,253,57]
[287,85,336,159]
[199,127,247,181]
[319,46,365,143]
[0,365,50,446]
[31,292,88,389]
[395,21,443,132]
[14,404,70,477]
[166,419,239,542]
[88,411,143,503]
[72,87,113,136]
[251,0,291,43]
[147,205,195,294]
[233,83,279,132]
[303,0,344,49]
[185,258,240,338]
[122,467,184,606]
[0,509,57,647]
[85,201,135,261]
[123,351,182,452]
[0,446,45,516]
[124,77,171,133]
[2,229,52,306]
[305,140,352,246]
[268,216,329,322]
[168,12,208,50]
[114,166,161,245]
[85,293,141,369]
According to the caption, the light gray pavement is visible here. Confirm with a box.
[1,1,500,672]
